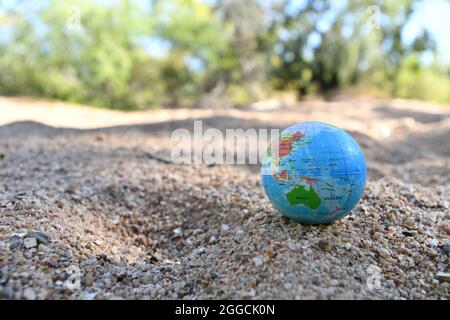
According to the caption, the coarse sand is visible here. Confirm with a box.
[0,96,449,299]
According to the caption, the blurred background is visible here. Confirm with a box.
[0,0,449,110]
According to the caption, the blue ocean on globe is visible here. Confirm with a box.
[261,122,367,224]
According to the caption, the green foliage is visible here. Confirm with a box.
[0,0,448,109]
[394,56,450,104]
[0,0,161,109]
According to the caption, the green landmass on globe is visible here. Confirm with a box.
[285,185,321,210]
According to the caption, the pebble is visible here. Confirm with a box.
[404,217,415,228]
[441,224,450,234]
[22,288,36,300]
[10,234,23,249]
[2,287,14,299]
[283,283,292,290]
[441,244,450,254]
[241,289,256,299]
[82,275,94,287]
[391,200,401,208]
[428,239,438,247]
[252,256,264,267]
[46,258,58,268]
[83,292,98,300]
[10,231,50,248]
[435,272,450,282]
[427,249,438,257]
[208,236,216,244]
[23,237,38,249]
[64,265,81,291]
[64,276,81,291]
[287,241,300,251]
[377,248,391,259]
[25,231,50,245]
[318,239,330,251]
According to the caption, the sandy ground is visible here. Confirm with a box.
[0,96,449,299]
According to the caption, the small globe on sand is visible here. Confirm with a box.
[261,122,367,224]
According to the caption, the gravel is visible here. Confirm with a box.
[0,97,449,299]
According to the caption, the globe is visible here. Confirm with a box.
[261,122,366,224]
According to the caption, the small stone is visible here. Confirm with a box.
[64,250,73,259]
[64,265,81,291]
[241,288,256,299]
[428,239,438,247]
[25,231,50,245]
[440,223,450,234]
[173,227,182,235]
[287,241,301,251]
[125,197,136,209]
[440,244,450,254]
[404,217,415,228]
[208,236,216,244]
[64,275,81,291]
[391,200,401,208]
[82,274,94,287]
[15,191,28,197]
[427,249,438,257]
[22,288,36,300]
[318,239,330,251]
[221,224,230,231]
[377,248,391,259]
[10,234,23,249]
[23,237,37,249]
[264,248,275,258]
[46,258,58,268]
[435,272,450,282]
[196,247,206,254]
[253,256,264,267]
[1,287,14,299]
[135,235,148,246]
[83,292,98,300]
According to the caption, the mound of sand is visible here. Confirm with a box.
[0,96,449,299]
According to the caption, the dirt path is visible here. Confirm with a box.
[0,96,449,299]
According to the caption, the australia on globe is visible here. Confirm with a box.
[261,122,367,224]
